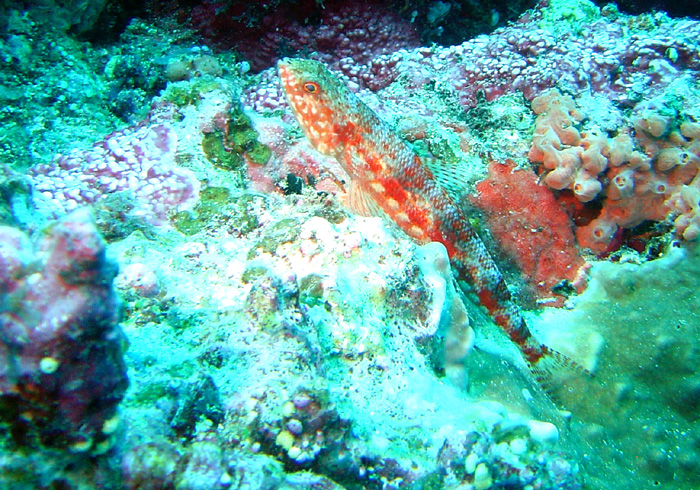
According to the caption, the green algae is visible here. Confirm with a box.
[537,0,601,34]
[128,378,172,405]
[160,77,222,108]
[247,217,302,259]
[241,264,271,284]
[166,306,203,333]
[173,187,262,236]
[298,273,327,309]
[201,130,244,170]
[121,295,167,326]
[200,102,270,176]
[93,192,157,242]
[172,195,219,236]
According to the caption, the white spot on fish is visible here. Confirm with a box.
[370,182,385,193]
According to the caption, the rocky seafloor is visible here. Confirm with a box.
[1,0,700,489]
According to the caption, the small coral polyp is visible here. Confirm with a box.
[528,88,700,252]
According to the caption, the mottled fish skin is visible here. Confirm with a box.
[278,58,577,385]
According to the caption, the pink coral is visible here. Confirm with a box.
[439,14,700,108]
[0,209,128,451]
[473,161,586,305]
[29,123,200,225]
[670,176,700,240]
[528,90,594,197]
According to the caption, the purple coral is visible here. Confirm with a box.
[405,12,700,109]
[243,6,700,112]
[194,0,419,76]
[0,209,128,452]
[29,122,200,225]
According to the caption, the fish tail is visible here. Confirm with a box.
[528,345,592,395]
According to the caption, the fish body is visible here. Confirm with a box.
[278,58,576,385]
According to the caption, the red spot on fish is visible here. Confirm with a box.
[406,205,429,230]
[382,178,408,204]
[478,289,500,313]
[366,154,383,173]
[335,122,362,148]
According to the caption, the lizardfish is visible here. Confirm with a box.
[278,58,582,388]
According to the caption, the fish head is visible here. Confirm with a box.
[278,58,351,158]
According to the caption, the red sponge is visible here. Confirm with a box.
[473,161,586,305]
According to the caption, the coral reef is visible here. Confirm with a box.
[0,208,128,452]
[24,0,107,35]
[258,387,351,468]
[3,0,700,489]
[192,0,421,75]
[597,0,700,18]
[0,11,215,169]
[188,0,538,63]
[243,0,700,111]
[109,193,580,490]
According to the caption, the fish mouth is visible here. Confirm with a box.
[277,58,296,89]
[277,59,289,77]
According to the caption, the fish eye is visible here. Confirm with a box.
[303,82,319,93]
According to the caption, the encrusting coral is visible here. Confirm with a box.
[0,208,128,452]
[28,122,200,225]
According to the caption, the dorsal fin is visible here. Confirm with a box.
[420,155,471,203]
